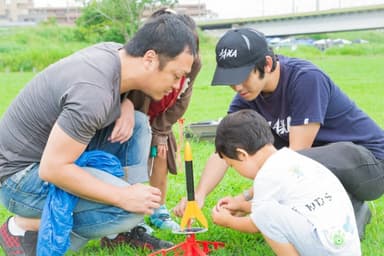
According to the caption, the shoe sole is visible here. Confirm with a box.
[357,202,371,240]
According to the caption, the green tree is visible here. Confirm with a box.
[76,0,177,43]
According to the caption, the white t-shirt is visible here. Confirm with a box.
[250,147,359,252]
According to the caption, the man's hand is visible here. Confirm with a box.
[117,183,161,215]
[109,99,135,143]
[173,153,228,217]
[173,193,205,217]
[173,197,187,217]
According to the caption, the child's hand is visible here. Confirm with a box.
[217,196,241,212]
[211,204,231,227]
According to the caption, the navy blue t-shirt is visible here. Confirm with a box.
[228,55,384,160]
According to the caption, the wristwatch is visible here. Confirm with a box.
[242,189,252,201]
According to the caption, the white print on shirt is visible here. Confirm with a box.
[269,116,291,135]
[268,116,314,136]
[218,48,237,60]
[304,192,333,212]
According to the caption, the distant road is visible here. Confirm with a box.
[198,4,384,37]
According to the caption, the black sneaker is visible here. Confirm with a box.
[100,226,173,251]
[0,217,38,256]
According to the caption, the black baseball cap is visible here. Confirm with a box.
[211,28,269,86]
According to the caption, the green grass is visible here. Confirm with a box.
[0,28,383,255]
[0,26,89,72]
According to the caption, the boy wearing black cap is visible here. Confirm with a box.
[212,109,361,256]
[175,27,384,241]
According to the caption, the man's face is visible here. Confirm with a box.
[147,50,194,101]
[230,69,267,101]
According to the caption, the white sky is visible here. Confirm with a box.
[32,0,384,19]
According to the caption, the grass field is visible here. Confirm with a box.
[0,29,383,255]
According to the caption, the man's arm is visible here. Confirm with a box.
[39,123,161,215]
[196,153,229,199]
[289,123,320,151]
[173,152,228,216]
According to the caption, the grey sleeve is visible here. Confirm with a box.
[57,84,112,145]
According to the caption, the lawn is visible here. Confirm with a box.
[0,29,383,255]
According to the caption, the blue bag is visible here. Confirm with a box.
[37,150,124,256]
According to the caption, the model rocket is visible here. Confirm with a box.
[148,141,225,256]
[180,141,208,231]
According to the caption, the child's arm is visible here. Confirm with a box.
[227,215,259,233]
[212,205,259,233]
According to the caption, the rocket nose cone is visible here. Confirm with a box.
[184,141,193,161]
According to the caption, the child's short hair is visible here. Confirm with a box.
[215,109,274,160]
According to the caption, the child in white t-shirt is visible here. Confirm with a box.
[212,109,361,256]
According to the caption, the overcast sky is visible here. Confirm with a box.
[32,0,384,19]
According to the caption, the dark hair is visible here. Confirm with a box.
[149,8,199,53]
[253,48,278,79]
[176,14,199,52]
[149,7,177,17]
[124,14,197,64]
[144,8,200,71]
[215,109,274,160]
